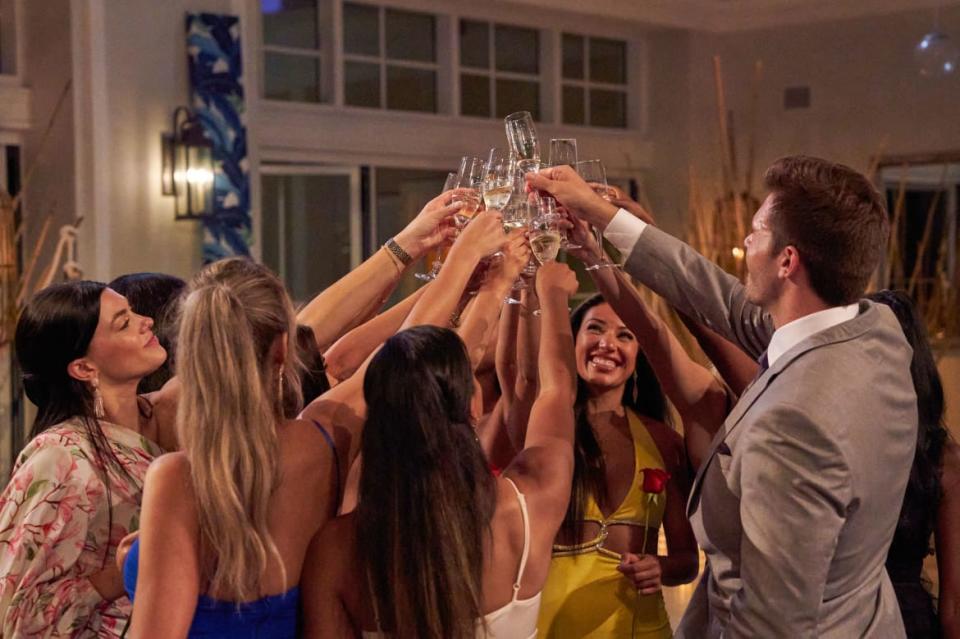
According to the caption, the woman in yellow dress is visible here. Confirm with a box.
[537,293,700,638]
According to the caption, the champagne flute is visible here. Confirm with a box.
[529,197,570,317]
[415,172,458,282]
[501,194,532,304]
[549,138,578,169]
[504,111,540,174]
[452,156,485,228]
[482,148,515,211]
[502,193,530,232]
[529,198,563,265]
[545,138,583,249]
[576,159,620,271]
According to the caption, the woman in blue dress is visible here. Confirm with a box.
[121,258,341,638]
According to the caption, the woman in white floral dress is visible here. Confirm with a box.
[0,281,174,637]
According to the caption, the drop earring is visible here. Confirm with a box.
[91,378,105,420]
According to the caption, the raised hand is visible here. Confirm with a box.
[453,209,506,259]
[564,215,603,266]
[535,261,579,300]
[617,552,663,595]
[526,165,619,229]
[494,230,532,285]
[395,189,469,258]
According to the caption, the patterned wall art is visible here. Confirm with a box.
[186,13,251,261]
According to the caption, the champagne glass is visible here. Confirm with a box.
[545,139,583,249]
[452,156,485,228]
[549,138,578,169]
[529,198,562,265]
[415,172,458,282]
[482,148,515,211]
[501,194,532,304]
[504,111,540,174]
[576,159,620,271]
[529,197,570,317]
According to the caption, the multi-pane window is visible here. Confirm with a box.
[561,34,628,128]
[343,3,438,113]
[258,4,634,129]
[459,20,541,120]
[261,0,326,102]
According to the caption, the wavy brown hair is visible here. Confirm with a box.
[358,326,495,638]
[178,258,302,600]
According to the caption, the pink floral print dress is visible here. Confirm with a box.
[0,420,161,637]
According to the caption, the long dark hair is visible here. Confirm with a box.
[15,281,135,565]
[561,294,668,543]
[296,324,330,404]
[869,291,948,553]
[357,326,495,638]
[108,272,186,393]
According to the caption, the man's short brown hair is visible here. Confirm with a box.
[764,156,889,306]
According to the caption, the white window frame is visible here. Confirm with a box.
[559,32,629,129]
[341,2,440,113]
[259,164,363,276]
[260,0,334,103]
[457,19,543,121]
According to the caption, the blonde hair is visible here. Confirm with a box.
[177,258,302,600]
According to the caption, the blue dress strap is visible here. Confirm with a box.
[309,419,341,510]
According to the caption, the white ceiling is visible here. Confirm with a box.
[506,0,960,32]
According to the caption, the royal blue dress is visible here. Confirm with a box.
[123,538,299,637]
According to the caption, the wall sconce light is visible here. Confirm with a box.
[162,107,215,220]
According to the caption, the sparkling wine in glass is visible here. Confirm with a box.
[502,192,530,232]
[453,156,485,227]
[500,195,532,305]
[504,111,540,174]
[530,197,562,264]
[576,159,620,271]
[482,148,515,211]
[415,172,459,282]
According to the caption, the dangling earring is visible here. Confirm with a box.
[91,378,105,420]
[277,370,285,401]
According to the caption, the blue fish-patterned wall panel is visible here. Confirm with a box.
[186,13,251,261]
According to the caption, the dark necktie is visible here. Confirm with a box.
[748,351,769,388]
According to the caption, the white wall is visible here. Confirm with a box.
[71,0,241,283]
[682,6,960,201]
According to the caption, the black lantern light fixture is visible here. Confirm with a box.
[162,106,215,220]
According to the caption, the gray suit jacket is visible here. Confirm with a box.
[625,226,918,638]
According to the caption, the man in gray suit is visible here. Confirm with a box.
[529,156,918,638]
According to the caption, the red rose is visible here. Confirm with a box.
[641,468,670,494]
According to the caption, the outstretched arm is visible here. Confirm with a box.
[505,262,579,528]
[567,216,729,470]
[322,286,428,385]
[528,166,774,358]
[676,310,759,398]
[455,233,529,371]
[297,189,464,351]
[300,210,512,473]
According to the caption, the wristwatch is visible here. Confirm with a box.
[384,237,413,266]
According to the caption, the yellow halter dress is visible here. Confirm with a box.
[537,410,672,638]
